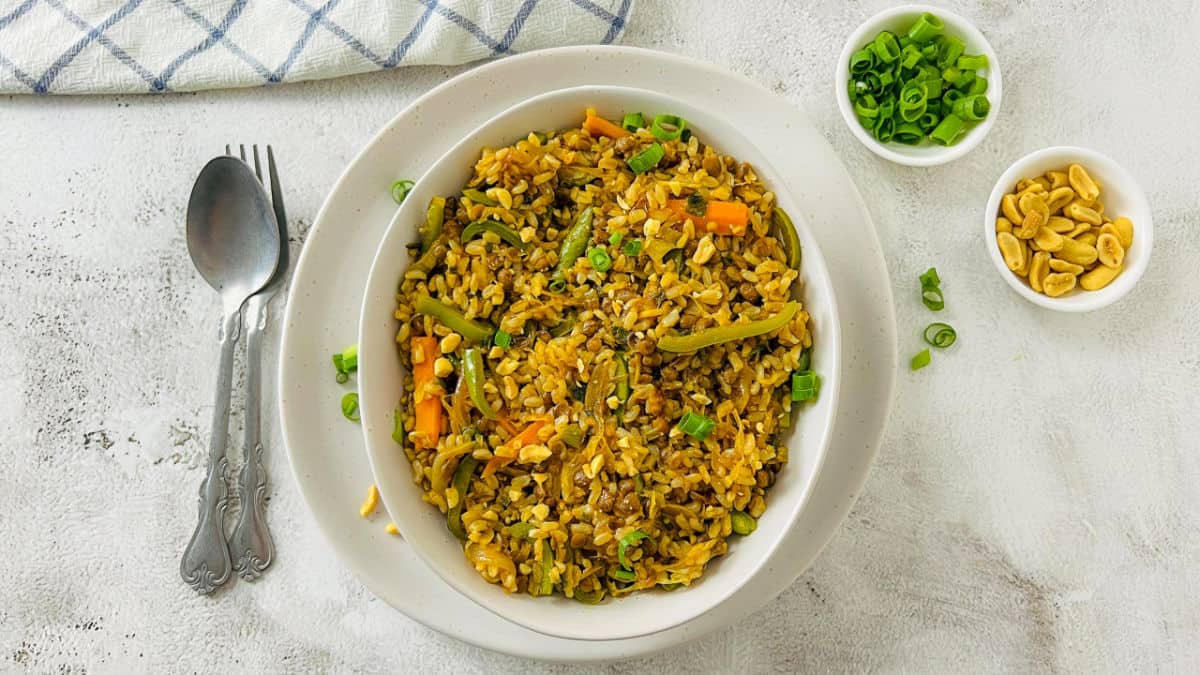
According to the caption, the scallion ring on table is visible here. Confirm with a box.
[627,143,664,174]
[923,322,958,348]
[911,349,932,371]
[341,392,360,422]
[922,288,945,311]
[390,179,414,204]
[650,114,686,141]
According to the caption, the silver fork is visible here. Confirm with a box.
[227,144,286,580]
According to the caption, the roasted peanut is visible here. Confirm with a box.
[1056,237,1098,266]
[997,232,1024,272]
[1042,272,1077,298]
[1032,176,1052,191]
[996,217,1014,234]
[1068,163,1100,201]
[1015,242,1033,277]
[1017,193,1049,238]
[1093,201,1105,216]
[1079,264,1122,290]
[1076,231,1098,247]
[1019,183,1047,198]
[1001,193,1023,224]
[1033,227,1065,252]
[1045,187,1075,213]
[1048,259,1084,275]
[1047,170,1069,190]
[1047,216,1076,233]
[1015,178,1033,191]
[1067,222,1092,238]
[1029,251,1051,292]
[1099,223,1120,242]
[1112,217,1135,248]
[1096,233,1125,268]
[1064,202,1102,225]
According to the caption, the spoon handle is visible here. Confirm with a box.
[229,293,275,580]
[180,308,240,594]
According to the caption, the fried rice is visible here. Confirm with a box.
[393,108,813,603]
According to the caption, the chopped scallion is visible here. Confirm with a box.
[587,247,612,273]
[791,371,820,401]
[627,143,664,174]
[609,231,623,247]
[622,239,643,257]
[677,411,716,441]
[494,330,513,348]
[617,530,649,569]
[650,114,686,141]
[391,410,404,444]
[621,112,645,132]
[612,569,636,582]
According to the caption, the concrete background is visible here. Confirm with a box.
[2,1,1198,672]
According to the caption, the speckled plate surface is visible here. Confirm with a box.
[278,45,897,662]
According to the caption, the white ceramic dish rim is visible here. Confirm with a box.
[834,3,1003,167]
[357,84,843,642]
[276,44,897,662]
[983,145,1154,312]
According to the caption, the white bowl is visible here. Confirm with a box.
[358,85,842,641]
[835,4,1002,167]
[983,146,1153,312]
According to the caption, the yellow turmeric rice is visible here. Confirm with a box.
[393,109,813,603]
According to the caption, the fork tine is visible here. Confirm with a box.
[266,145,288,242]
[225,144,232,157]
[252,145,263,183]
[239,144,247,162]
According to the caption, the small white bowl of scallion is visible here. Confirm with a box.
[835,5,1002,167]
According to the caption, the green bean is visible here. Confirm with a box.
[446,456,478,540]
[460,220,531,252]
[507,522,535,539]
[557,166,602,187]
[657,302,798,353]
[461,188,498,206]
[730,510,757,535]
[772,207,802,270]
[549,207,594,291]
[414,294,494,344]
[420,196,445,254]
[462,348,497,419]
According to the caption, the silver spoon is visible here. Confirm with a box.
[180,156,280,595]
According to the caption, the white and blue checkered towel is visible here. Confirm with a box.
[0,0,633,94]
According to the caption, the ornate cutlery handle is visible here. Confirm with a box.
[230,294,275,580]
[180,309,240,594]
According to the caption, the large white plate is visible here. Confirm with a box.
[279,45,897,662]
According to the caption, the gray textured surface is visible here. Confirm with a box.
[3,1,1199,672]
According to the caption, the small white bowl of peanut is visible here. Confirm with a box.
[985,146,1153,312]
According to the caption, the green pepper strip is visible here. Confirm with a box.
[538,539,554,596]
[461,188,498,206]
[657,301,798,353]
[614,352,630,402]
[772,208,802,271]
[410,239,447,275]
[446,455,478,540]
[420,196,445,254]
[549,207,594,291]
[460,220,531,252]
[414,294,494,344]
[462,347,497,419]
[507,522,535,539]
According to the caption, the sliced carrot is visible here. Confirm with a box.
[412,336,443,448]
[666,198,750,236]
[482,418,550,478]
[497,413,519,436]
[583,108,630,139]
